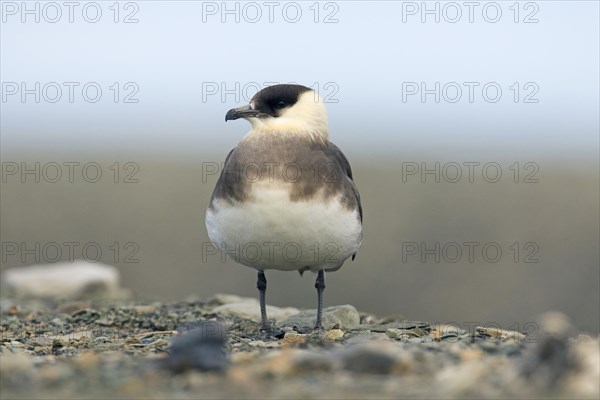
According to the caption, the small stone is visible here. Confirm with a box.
[281,331,306,344]
[92,336,109,344]
[51,339,65,352]
[6,304,20,315]
[67,308,101,324]
[95,317,115,326]
[280,305,360,330]
[476,326,525,342]
[324,329,344,341]
[434,324,466,338]
[396,321,430,330]
[386,328,422,341]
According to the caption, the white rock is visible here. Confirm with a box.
[1,261,120,298]
[209,293,255,305]
[280,305,360,330]
[212,300,299,322]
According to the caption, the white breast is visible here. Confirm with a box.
[206,184,363,272]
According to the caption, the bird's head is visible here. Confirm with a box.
[225,84,329,141]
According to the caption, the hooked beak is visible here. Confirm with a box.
[225,104,262,121]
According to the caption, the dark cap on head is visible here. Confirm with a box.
[226,84,312,121]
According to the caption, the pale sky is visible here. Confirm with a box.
[1,1,598,160]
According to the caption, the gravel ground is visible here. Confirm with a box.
[1,294,598,399]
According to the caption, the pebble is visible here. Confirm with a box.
[281,331,306,344]
[6,304,20,315]
[279,305,360,330]
[476,326,526,342]
[324,329,344,341]
[385,328,423,340]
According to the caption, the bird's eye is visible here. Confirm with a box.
[276,100,287,108]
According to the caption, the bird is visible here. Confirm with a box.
[206,83,363,332]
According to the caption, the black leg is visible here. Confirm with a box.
[314,269,326,330]
[257,271,268,330]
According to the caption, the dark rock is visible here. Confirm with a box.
[159,321,228,373]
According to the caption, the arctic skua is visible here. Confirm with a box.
[206,83,363,331]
